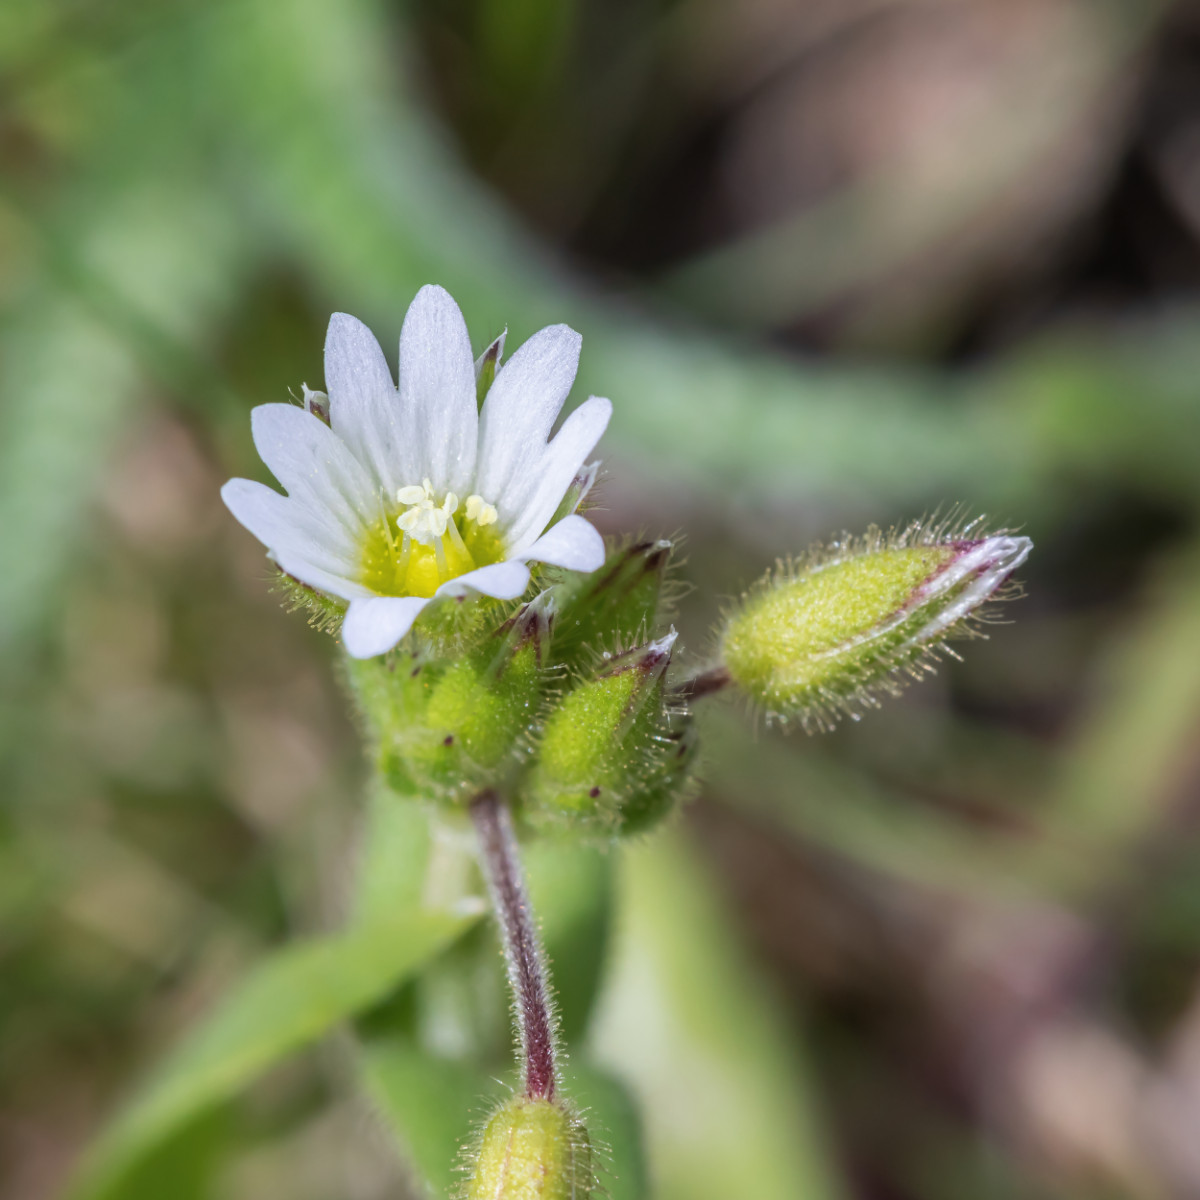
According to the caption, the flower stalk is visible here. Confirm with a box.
[470,790,558,1099]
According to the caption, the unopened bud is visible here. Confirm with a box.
[352,593,553,804]
[720,522,1032,730]
[547,461,600,531]
[552,538,672,666]
[301,383,329,425]
[526,631,690,834]
[468,1095,592,1200]
[475,330,507,407]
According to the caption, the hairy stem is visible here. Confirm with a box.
[470,790,557,1100]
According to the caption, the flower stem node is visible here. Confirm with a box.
[467,1095,593,1200]
[351,594,554,806]
[719,522,1032,731]
[550,537,673,669]
[526,631,693,836]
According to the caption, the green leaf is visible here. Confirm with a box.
[360,1038,497,1198]
[560,1062,647,1200]
[65,910,475,1200]
[589,830,846,1200]
[525,839,613,1045]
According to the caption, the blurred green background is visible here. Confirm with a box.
[4,0,1200,1197]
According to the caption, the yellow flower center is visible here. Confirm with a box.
[360,479,505,599]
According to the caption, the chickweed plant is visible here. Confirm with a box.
[219,285,1031,1196]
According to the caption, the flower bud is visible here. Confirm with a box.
[720,523,1032,730]
[551,538,672,667]
[468,1095,592,1200]
[525,631,690,835]
[301,383,330,424]
[475,329,506,407]
[351,593,553,805]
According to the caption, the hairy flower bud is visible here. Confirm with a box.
[526,631,690,835]
[551,538,672,667]
[351,593,553,804]
[720,521,1032,730]
[467,1095,592,1200]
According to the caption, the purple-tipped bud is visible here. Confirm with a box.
[720,520,1032,731]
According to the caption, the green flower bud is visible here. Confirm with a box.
[720,522,1032,730]
[475,329,506,407]
[551,538,672,668]
[525,631,690,835]
[468,1095,592,1200]
[546,461,600,532]
[350,593,553,805]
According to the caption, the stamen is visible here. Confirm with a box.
[397,533,412,575]
[466,494,499,527]
[397,484,427,505]
[379,491,397,556]
[434,538,449,577]
[445,514,471,557]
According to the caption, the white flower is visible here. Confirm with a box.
[221,285,612,658]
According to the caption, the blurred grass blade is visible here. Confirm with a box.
[64,910,475,1200]
[589,830,845,1200]
[657,1,1168,329]
[1028,547,1200,900]
[702,710,1043,902]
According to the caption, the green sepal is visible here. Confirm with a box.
[524,632,692,836]
[474,329,506,408]
[550,537,672,669]
[273,569,346,636]
[350,592,554,807]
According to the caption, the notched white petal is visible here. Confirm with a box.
[221,478,358,573]
[519,514,605,573]
[341,596,430,658]
[398,284,477,495]
[436,560,531,601]
[325,312,409,494]
[504,395,613,553]
[475,323,583,506]
[250,404,376,530]
[273,552,374,603]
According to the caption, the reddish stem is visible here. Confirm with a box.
[470,791,557,1100]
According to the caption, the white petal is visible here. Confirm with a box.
[503,396,612,554]
[519,515,605,572]
[475,324,581,508]
[250,404,376,531]
[341,596,429,658]
[398,285,477,496]
[436,560,531,600]
[221,478,359,574]
[273,552,374,603]
[325,313,411,495]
